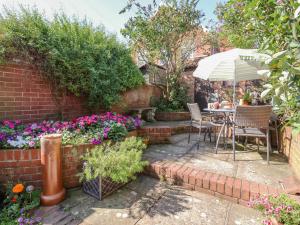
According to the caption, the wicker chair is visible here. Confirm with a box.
[187,103,214,149]
[232,105,272,163]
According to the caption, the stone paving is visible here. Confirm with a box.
[38,132,295,225]
[144,133,293,189]
[45,176,263,225]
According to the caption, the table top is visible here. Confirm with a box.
[203,108,235,113]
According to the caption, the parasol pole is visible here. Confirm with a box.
[233,60,236,106]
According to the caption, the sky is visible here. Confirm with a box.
[0,0,225,39]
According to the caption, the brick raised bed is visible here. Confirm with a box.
[0,144,94,188]
[0,131,138,188]
[155,112,190,121]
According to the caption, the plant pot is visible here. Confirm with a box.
[243,100,249,105]
[239,99,250,105]
[82,177,124,200]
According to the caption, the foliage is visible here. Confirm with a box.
[0,183,41,225]
[216,0,300,129]
[120,0,203,111]
[0,6,144,109]
[242,92,252,102]
[0,112,142,149]
[107,123,128,142]
[151,83,190,112]
[249,194,300,225]
[79,137,148,183]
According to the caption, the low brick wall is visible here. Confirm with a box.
[145,161,282,206]
[280,127,300,180]
[155,112,190,121]
[138,126,172,144]
[0,132,138,188]
[0,144,94,188]
[138,125,198,144]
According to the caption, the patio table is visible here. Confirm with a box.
[203,108,235,152]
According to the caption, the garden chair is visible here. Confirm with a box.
[231,105,272,164]
[187,103,215,149]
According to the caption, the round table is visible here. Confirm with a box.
[203,108,235,113]
[203,108,235,151]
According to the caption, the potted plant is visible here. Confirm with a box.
[79,137,148,200]
[240,92,252,105]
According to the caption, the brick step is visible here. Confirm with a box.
[144,160,284,206]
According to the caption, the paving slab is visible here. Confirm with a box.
[145,133,294,189]
[226,203,262,225]
[48,176,264,225]
[135,181,262,225]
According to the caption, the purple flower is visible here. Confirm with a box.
[17,217,24,223]
[91,138,101,145]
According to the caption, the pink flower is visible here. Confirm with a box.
[28,141,35,147]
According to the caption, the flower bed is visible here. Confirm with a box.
[0,112,142,150]
[249,194,300,225]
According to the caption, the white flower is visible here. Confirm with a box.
[295,6,300,18]
[257,70,271,77]
[7,136,27,148]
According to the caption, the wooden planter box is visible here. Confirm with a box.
[82,177,125,200]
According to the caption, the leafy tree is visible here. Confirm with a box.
[0,6,144,110]
[216,0,300,129]
[120,0,204,111]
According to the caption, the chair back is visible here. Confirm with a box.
[234,105,272,129]
[187,103,202,121]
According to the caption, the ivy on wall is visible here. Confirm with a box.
[0,6,144,109]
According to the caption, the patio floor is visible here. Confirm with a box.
[38,128,295,225]
[144,133,293,189]
[39,176,263,225]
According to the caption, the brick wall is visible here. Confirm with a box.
[0,62,162,122]
[155,112,190,121]
[0,144,94,188]
[280,127,300,180]
[0,63,89,122]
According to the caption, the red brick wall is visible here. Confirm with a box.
[0,144,94,188]
[0,63,89,122]
[280,127,300,180]
[155,112,190,121]
[0,62,161,122]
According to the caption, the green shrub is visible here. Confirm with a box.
[151,84,190,112]
[107,123,128,142]
[0,6,144,109]
[79,137,148,183]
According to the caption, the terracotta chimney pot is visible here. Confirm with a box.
[40,134,66,206]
